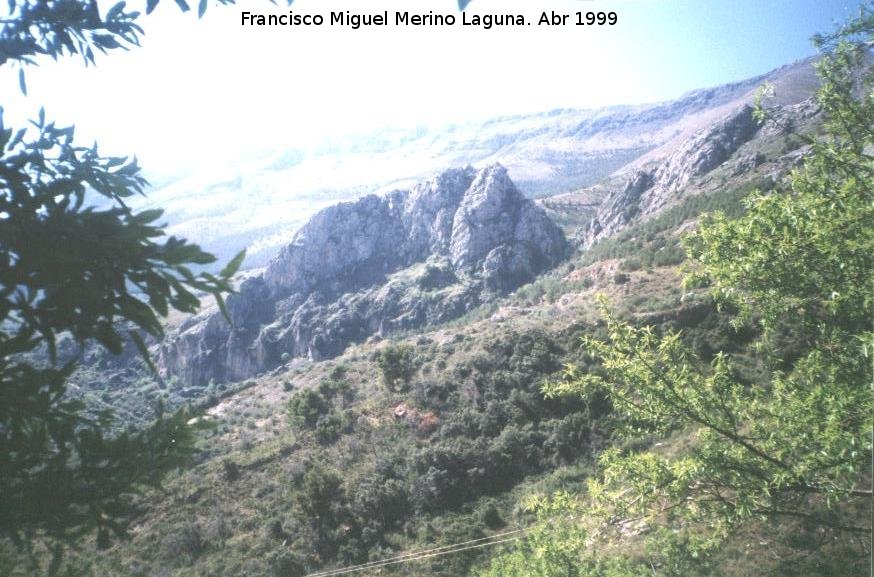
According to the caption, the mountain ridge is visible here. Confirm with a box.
[141,57,819,268]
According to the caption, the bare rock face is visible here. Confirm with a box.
[585,106,761,245]
[649,105,760,201]
[583,170,653,246]
[159,164,566,386]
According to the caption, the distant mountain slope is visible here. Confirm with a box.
[141,58,819,268]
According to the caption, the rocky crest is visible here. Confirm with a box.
[582,97,822,247]
[159,165,566,386]
[584,105,761,245]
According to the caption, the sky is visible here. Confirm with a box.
[0,0,861,177]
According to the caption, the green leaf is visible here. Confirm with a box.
[129,331,158,374]
[18,68,26,95]
[131,208,164,225]
[147,289,168,317]
[107,1,127,20]
[220,249,246,279]
[214,292,232,325]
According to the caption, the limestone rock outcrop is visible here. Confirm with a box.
[159,164,567,386]
[585,105,760,245]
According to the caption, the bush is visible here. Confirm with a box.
[297,464,344,521]
[222,459,241,482]
[479,500,504,529]
[376,344,417,392]
[266,518,289,542]
[621,258,643,272]
[161,523,206,564]
[612,272,630,285]
[315,412,356,445]
[544,413,591,465]
[418,260,457,290]
[288,389,329,427]
[351,475,410,541]
[269,551,307,577]
[318,374,353,403]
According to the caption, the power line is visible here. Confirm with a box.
[304,526,533,577]
[304,527,530,577]
[306,534,526,577]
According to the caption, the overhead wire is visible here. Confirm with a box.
[304,525,534,577]
[304,527,530,577]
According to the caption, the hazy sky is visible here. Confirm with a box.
[0,0,860,176]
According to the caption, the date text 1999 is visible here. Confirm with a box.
[576,12,618,25]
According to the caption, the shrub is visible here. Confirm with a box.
[318,374,353,403]
[296,464,344,530]
[266,518,289,542]
[203,514,233,546]
[222,459,241,482]
[161,523,206,564]
[288,389,329,427]
[269,551,307,577]
[479,500,504,529]
[376,344,417,392]
[315,414,343,445]
[620,258,643,272]
[418,260,457,290]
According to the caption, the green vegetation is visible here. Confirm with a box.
[288,368,356,444]
[376,344,418,392]
[481,10,873,576]
[69,289,760,576]
[581,178,775,273]
[66,320,614,575]
[0,1,255,574]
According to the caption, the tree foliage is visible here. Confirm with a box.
[2,0,250,73]
[0,0,261,572]
[483,7,873,575]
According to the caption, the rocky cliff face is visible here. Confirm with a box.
[159,165,566,386]
[583,105,766,245]
[582,98,821,246]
